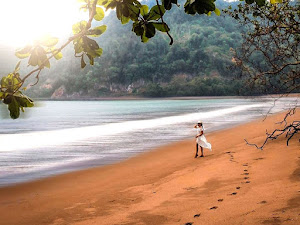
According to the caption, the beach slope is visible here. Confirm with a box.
[0,111,299,225]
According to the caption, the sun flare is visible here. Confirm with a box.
[0,0,85,48]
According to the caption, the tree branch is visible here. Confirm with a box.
[21,0,98,84]
[155,0,173,45]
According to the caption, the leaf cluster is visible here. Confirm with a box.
[15,35,62,69]
[184,0,220,16]
[75,0,107,68]
[72,21,106,68]
[0,63,33,119]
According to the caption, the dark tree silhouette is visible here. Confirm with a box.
[226,0,300,148]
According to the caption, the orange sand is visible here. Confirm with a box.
[0,111,299,225]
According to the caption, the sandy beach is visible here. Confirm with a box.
[0,111,299,225]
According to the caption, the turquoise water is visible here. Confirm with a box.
[0,98,296,186]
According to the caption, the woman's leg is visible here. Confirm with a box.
[200,146,204,157]
[195,143,198,158]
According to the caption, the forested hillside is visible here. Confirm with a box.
[6,0,253,98]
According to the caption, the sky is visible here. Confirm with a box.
[0,0,85,47]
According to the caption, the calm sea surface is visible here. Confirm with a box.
[0,97,297,186]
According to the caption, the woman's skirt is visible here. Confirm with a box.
[197,135,212,151]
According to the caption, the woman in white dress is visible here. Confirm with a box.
[194,121,212,158]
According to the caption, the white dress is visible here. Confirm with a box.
[196,126,212,151]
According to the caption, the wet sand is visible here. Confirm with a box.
[0,111,299,225]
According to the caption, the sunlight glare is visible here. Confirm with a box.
[0,104,263,152]
[0,0,85,47]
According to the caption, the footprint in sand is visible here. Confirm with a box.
[245,181,251,184]
[254,157,264,161]
[243,164,248,166]
[210,206,218,210]
[244,169,248,172]
[258,200,267,204]
[184,222,193,225]
[244,177,249,180]
[218,199,223,202]
[230,192,237,195]
[236,187,241,190]
[243,173,249,175]
[194,214,201,218]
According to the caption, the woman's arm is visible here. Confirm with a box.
[196,131,203,138]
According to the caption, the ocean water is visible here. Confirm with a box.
[0,97,297,186]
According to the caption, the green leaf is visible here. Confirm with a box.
[40,35,59,47]
[82,37,100,57]
[270,0,282,3]
[87,25,107,37]
[1,73,22,93]
[214,8,221,16]
[14,92,34,107]
[15,45,32,59]
[148,5,165,21]
[4,92,34,119]
[74,38,84,54]
[43,59,51,68]
[97,0,114,7]
[28,52,38,67]
[184,0,216,15]
[162,0,177,10]
[255,0,265,6]
[140,5,149,16]
[106,1,117,9]
[87,54,94,65]
[81,55,86,68]
[96,0,105,5]
[28,46,49,68]
[133,22,144,36]
[14,61,21,72]
[95,48,103,57]
[0,91,6,99]
[145,23,156,38]
[128,4,140,21]
[8,96,20,119]
[115,3,131,24]
[120,15,130,24]
[141,33,149,43]
[94,7,105,21]
[153,22,170,32]
[72,21,88,34]
[162,0,172,10]
[3,94,12,104]
[52,49,63,60]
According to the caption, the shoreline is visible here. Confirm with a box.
[0,118,249,188]
[0,110,299,225]
[33,93,300,101]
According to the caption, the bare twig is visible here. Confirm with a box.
[245,110,300,150]
[30,69,42,87]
